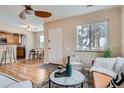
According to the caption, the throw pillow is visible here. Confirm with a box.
[107,71,124,88]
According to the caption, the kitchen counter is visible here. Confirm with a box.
[17,45,26,47]
[0,43,19,45]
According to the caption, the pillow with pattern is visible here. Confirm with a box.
[107,71,124,88]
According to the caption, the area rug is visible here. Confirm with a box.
[36,69,92,88]
[39,63,59,71]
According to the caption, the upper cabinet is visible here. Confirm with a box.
[6,34,14,43]
[0,32,7,38]
[7,34,22,44]
[0,32,22,44]
[13,34,20,43]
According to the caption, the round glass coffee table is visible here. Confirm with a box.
[49,70,85,88]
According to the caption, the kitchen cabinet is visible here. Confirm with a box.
[0,32,23,44]
[17,46,25,59]
[7,34,14,43]
[6,34,22,44]
[0,32,7,38]
[13,34,19,43]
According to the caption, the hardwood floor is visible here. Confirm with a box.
[0,59,50,85]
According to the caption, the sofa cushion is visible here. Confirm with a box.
[94,58,117,70]
[114,57,124,73]
[107,71,124,88]
[7,80,33,88]
[90,66,117,77]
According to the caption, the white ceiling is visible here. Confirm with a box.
[0,5,116,32]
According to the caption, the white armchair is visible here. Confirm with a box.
[70,55,83,71]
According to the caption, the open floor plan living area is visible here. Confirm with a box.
[0,5,124,88]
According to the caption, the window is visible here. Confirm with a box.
[76,20,108,51]
[40,35,44,48]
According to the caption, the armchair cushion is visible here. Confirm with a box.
[91,58,117,77]
[94,58,116,70]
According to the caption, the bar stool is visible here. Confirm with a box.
[0,47,16,66]
[29,49,39,60]
[38,50,44,62]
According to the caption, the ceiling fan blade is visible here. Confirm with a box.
[35,11,52,18]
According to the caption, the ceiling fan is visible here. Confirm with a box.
[19,5,52,19]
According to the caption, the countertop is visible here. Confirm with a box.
[0,43,18,45]
[0,43,23,45]
[17,45,26,47]
[0,43,26,48]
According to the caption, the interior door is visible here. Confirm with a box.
[48,28,63,64]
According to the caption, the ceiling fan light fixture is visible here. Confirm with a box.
[26,28,32,31]
[26,25,32,31]
[19,11,27,19]
[25,9,35,15]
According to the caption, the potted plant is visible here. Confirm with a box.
[103,47,111,58]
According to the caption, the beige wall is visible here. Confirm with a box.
[44,7,121,68]
[0,24,34,59]
[121,6,124,57]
